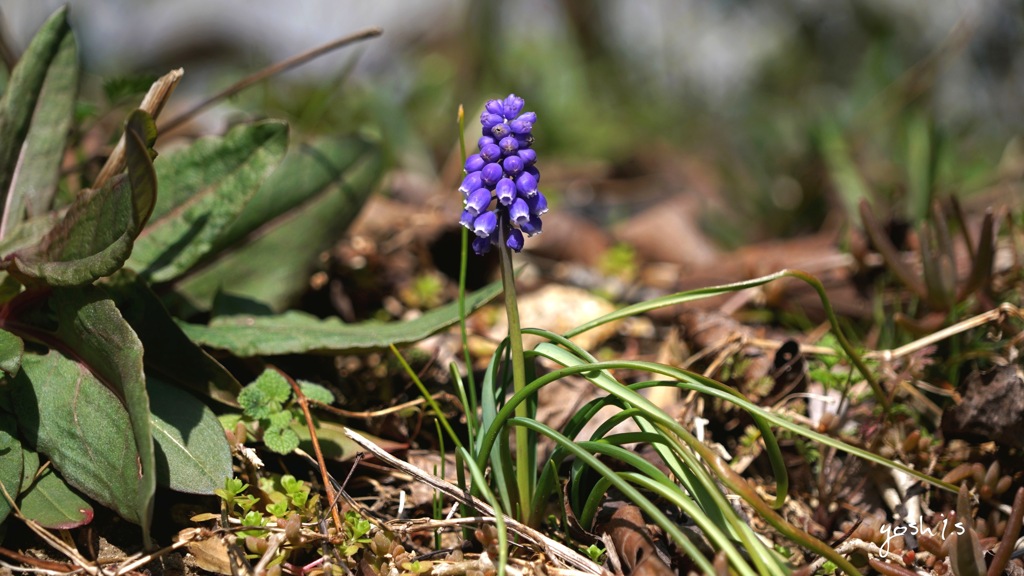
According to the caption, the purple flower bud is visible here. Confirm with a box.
[478,136,495,148]
[485,99,504,115]
[473,210,497,238]
[517,148,537,166]
[459,171,482,196]
[481,162,503,186]
[515,171,538,197]
[495,178,516,206]
[509,198,531,226]
[491,122,511,140]
[472,235,493,255]
[499,136,519,156]
[526,165,540,183]
[520,214,543,236]
[515,111,537,124]
[502,155,524,177]
[465,188,492,215]
[506,228,524,252]
[481,113,504,130]
[480,143,502,163]
[527,191,548,215]
[510,119,533,135]
[502,94,525,120]
[465,153,485,173]
[459,209,475,229]
[515,133,535,149]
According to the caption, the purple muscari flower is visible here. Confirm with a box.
[459,171,482,196]
[499,136,519,156]
[527,191,548,215]
[510,118,532,135]
[495,178,516,206]
[473,210,497,238]
[460,93,545,255]
[465,188,492,216]
[465,153,485,173]
[509,198,530,226]
[485,99,504,115]
[481,162,504,186]
[503,94,525,120]
[472,235,493,256]
[480,143,502,163]
[506,228,524,252]
[515,171,538,197]
[521,214,543,236]
[502,155,524,177]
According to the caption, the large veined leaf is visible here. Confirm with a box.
[2,111,158,286]
[180,278,503,356]
[127,121,289,283]
[17,465,93,530]
[12,351,142,525]
[148,377,232,494]
[104,271,241,406]
[10,287,154,540]
[0,7,73,236]
[173,135,381,312]
[0,413,24,525]
[2,7,79,231]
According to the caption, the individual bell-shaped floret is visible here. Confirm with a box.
[465,153,485,173]
[506,228,525,252]
[480,143,502,163]
[485,99,504,115]
[459,209,475,229]
[479,136,495,148]
[515,171,538,197]
[520,214,543,236]
[459,171,482,196]
[499,136,519,156]
[502,94,525,120]
[473,210,497,238]
[502,155,524,177]
[517,148,536,166]
[495,178,516,206]
[481,162,504,187]
[464,188,492,216]
[481,112,504,131]
[527,191,548,215]
[510,118,532,135]
[509,198,531,227]
[472,235,493,256]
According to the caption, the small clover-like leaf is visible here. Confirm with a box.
[263,427,299,455]
[267,410,293,430]
[238,385,276,420]
[298,380,335,404]
[253,369,292,405]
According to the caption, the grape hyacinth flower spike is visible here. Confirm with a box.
[459,93,546,255]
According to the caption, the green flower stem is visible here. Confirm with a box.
[496,222,532,525]
[456,105,479,429]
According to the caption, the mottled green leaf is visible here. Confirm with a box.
[12,350,144,526]
[0,413,23,525]
[128,121,289,283]
[0,328,23,380]
[148,377,232,494]
[3,112,157,286]
[0,7,73,232]
[10,287,154,540]
[103,271,241,406]
[180,279,502,356]
[173,135,380,312]
[3,9,78,229]
[17,466,93,529]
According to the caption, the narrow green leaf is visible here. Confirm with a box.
[173,135,380,311]
[0,7,72,231]
[179,279,502,356]
[4,13,78,228]
[0,413,24,525]
[128,121,289,283]
[3,113,157,286]
[17,466,93,529]
[103,271,241,406]
[12,350,143,524]
[148,377,232,494]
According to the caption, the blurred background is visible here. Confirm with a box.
[3,0,1022,257]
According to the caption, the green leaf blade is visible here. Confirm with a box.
[18,466,94,529]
